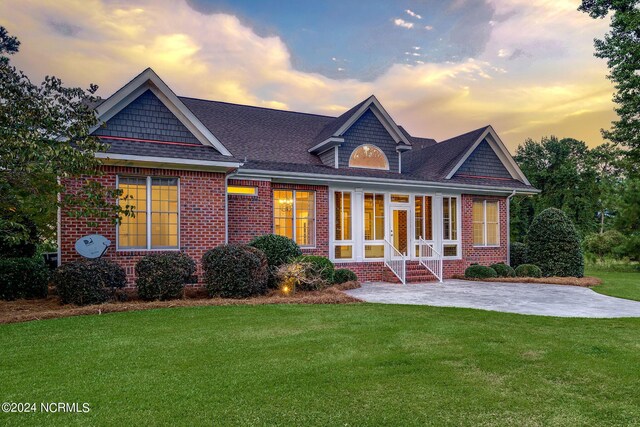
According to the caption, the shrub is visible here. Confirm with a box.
[202,244,268,298]
[583,230,626,260]
[52,259,126,306]
[526,208,584,277]
[490,262,516,278]
[510,242,528,268]
[0,257,49,300]
[333,268,358,284]
[275,261,329,292]
[515,264,542,278]
[464,265,498,279]
[135,252,196,301]
[294,255,335,283]
[249,234,302,286]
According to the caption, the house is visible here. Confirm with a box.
[59,68,538,284]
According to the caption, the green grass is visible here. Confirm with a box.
[1,304,639,426]
[589,269,640,301]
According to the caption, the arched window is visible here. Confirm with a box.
[348,144,389,170]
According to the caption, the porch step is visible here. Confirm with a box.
[383,262,439,284]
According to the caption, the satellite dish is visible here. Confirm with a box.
[75,234,111,259]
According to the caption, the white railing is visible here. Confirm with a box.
[417,238,443,282]
[384,238,406,284]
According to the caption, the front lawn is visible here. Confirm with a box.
[1,304,639,426]
[589,269,640,301]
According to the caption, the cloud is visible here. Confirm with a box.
[393,18,414,29]
[424,25,434,30]
[405,9,422,19]
[0,0,616,149]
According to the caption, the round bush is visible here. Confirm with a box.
[294,255,335,283]
[0,257,49,301]
[52,259,126,306]
[510,242,528,268]
[490,263,516,278]
[249,234,302,286]
[526,208,584,277]
[333,268,358,284]
[464,265,498,279]
[515,264,542,278]
[135,252,196,301]
[202,244,268,298]
[583,230,626,260]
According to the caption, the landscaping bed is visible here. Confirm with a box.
[455,275,602,287]
[0,282,361,324]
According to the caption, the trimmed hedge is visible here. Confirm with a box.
[490,263,516,278]
[464,265,498,279]
[527,208,584,277]
[249,234,302,287]
[515,264,542,278]
[294,255,335,283]
[135,252,196,301]
[52,259,126,306]
[333,268,358,284]
[510,242,528,268]
[0,257,49,300]
[202,244,268,298]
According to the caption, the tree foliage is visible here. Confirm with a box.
[0,27,132,252]
[579,0,640,168]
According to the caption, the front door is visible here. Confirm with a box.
[391,207,409,257]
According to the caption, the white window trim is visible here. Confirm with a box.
[441,195,461,260]
[331,190,355,261]
[363,192,386,260]
[473,199,500,247]
[273,189,317,249]
[116,175,181,251]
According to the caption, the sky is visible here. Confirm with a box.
[0,0,616,151]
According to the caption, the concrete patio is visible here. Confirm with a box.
[344,280,640,318]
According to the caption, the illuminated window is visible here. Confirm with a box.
[118,177,179,249]
[414,195,433,256]
[273,190,315,247]
[391,194,409,203]
[349,145,389,170]
[442,196,459,257]
[227,185,257,196]
[364,193,385,258]
[473,200,500,246]
[334,191,353,259]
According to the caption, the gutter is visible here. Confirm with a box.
[506,189,516,266]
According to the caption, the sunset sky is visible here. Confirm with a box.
[0,0,616,151]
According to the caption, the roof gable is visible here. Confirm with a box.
[93,68,232,156]
[453,139,512,179]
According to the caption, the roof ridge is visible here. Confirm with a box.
[178,95,337,119]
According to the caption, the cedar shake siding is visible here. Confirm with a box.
[454,140,512,179]
[94,90,202,145]
[339,109,399,171]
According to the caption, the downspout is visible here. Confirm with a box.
[506,189,516,266]
[224,167,239,244]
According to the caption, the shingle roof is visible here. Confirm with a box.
[311,97,370,145]
[99,137,238,163]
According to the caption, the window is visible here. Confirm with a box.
[414,195,433,256]
[442,196,459,257]
[227,185,257,196]
[391,194,409,203]
[118,177,179,250]
[364,193,385,258]
[349,145,389,170]
[334,191,353,259]
[473,200,500,246]
[273,190,315,247]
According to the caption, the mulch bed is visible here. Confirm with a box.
[453,276,602,287]
[0,282,363,325]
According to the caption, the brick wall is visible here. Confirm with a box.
[60,166,226,286]
[228,179,329,256]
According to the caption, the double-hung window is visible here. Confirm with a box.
[442,196,460,257]
[118,177,179,250]
[333,191,353,259]
[473,200,499,246]
[273,190,316,247]
[364,193,385,258]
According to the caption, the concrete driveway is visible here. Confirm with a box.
[344,280,640,318]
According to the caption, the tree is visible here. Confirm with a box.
[510,136,600,241]
[0,27,132,255]
[579,1,640,169]
[588,143,626,233]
